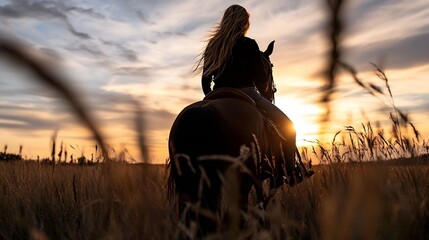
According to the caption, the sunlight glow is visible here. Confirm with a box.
[275,96,322,146]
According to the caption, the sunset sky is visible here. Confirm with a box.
[1,0,428,163]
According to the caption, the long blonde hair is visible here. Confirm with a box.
[195,5,250,77]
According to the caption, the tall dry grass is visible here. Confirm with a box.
[0,157,428,239]
[305,61,426,165]
[0,161,171,240]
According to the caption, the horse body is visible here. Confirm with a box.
[168,89,281,235]
[167,41,312,236]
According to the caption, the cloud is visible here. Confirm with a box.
[0,1,64,19]
[113,66,153,77]
[65,44,105,57]
[396,93,429,114]
[347,0,429,33]
[0,108,65,131]
[0,85,150,134]
[0,0,92,40]
[67,24,92,39]
[0,86,62,100]
[155,31,188,38]
[375,104,429,125]
[38,47,63,62]
[65,6,105,19]
[346,32,429,70]
[64,39,138,64]
[144,108,177,131]
[342,0,429,70]
[99,38,139,61]
[135,10,155,24]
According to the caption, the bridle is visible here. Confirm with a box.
[260,53,276,103]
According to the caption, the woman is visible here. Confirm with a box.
[194,4,296,187]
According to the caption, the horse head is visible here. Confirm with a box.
[259,40,277,103]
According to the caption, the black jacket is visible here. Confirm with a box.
[201,36,266,95]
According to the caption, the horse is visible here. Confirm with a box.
[167,41,313,237]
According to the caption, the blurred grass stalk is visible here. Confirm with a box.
[0,36,109,160]
[321,0,347,124]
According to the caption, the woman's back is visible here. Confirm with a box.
[202,36,266,94]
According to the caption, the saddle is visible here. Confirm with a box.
[203,88,285,142]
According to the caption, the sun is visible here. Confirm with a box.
[274,97,321,146]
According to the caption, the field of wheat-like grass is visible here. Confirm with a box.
[0,158,427,240]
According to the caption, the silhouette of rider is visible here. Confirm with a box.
[195,4,296,187]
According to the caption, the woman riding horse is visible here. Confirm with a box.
[194,4,296,187]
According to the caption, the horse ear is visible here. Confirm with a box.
[264,40,275,56]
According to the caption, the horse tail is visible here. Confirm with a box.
[167,104,224,232]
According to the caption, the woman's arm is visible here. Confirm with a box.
[247,39,267,93]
